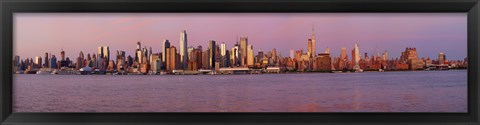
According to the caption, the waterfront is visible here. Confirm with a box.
[13,70,467,112]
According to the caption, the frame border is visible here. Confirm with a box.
[1,0,479,124]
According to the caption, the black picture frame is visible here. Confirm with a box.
[1,0,479,124]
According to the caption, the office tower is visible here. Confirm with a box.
[209,40,216,69]
[35,56,42,68]
[166,46,177,72]
[116,51,126,71]
[309,25,316,58]
[290,50,295,59]
[325,47,330,54]
[50,55,57,69]
[136,41,141,50]
[225,50,231,67]
[352,43,361,70]
[142,47,148,63]
[162,40,170,63]
[76,51,84,70]
[339,47,348,70]
[44,53,49,68]
[257,49,264,63]
[220,42,226,57]
[247,45,254,67]
[202,49,208,69]
[316,53,331,71]
[382,51,388,61]
[231,43,239,66]
[150,54,161,74]
[60,50,65,61]
[136,47,143,64]
[272,48,277,63]
[308,39,313,57]
[439,52,446,64]
[187,46,194,60]
[180,30,188,69]
[98,46,110,62]
[239,37,248,67]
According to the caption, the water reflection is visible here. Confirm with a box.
[13,70,467,112]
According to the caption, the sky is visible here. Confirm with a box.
[14,13,467,60]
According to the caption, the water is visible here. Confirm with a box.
[13,70,467,112]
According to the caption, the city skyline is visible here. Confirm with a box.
[14,13,466,60]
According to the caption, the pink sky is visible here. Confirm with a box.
[14,13,467,60]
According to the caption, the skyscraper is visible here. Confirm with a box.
[239,37,248,67]
[310,26,317,58]
[180,30,188,69]
[166,46,177,72]
[60,50,65,61]
[220,42,226,57]
[247,44,254,67]
[439,52,446,64]
[44,52,49,68]
[162,39,170,63]
[352,43,361,70]
[290,50,295,59]
[209,40,216,69]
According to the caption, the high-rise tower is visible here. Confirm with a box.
[180,30,188,69]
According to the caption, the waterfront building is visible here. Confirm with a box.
[247,44,254,67]
[180,30,188,69]
[116,51,126,71]
[339,47,348,70]
[150,54,161,74]
[224,50,231,67]
[60,50,65,61]
[351,43,361,71]
[271,48,277,66]
[162,39,170,64]
[202,49,209,69]
[439,52,446,65]
[50,55,57,69]
[290,50,295,59]
[316,53,331,71]
[166,46,177,73]
[400,47,424,70]
[44,53,49,68]
[308,26,316,58]
[209,40,216,69]
[76,51,84,70]
[239,37,248,67]
[35,56,42,69]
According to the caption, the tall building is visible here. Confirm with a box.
[60,50,65,61]
[231,43,240,66]
[50,55,57,69]
[209,40,216,69]
[76,51,84,69]
[325,47,330,54]
[220,42,226,57]
[44,53,49,68]
[239,37,248,67]
[150,54,162,74]
[290,50,295,59]
[166,46,177,72]
[400,47,423,70]
[103,46,110,62]
[382,50,388,61]
[35,56,42,69]
[162,40,170,63]
[310,26,317,58]
[180,30,188,69]
[351,43,361,70]
[439,52,446,64]
[339,47,348,70]
[247,44,254,67]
